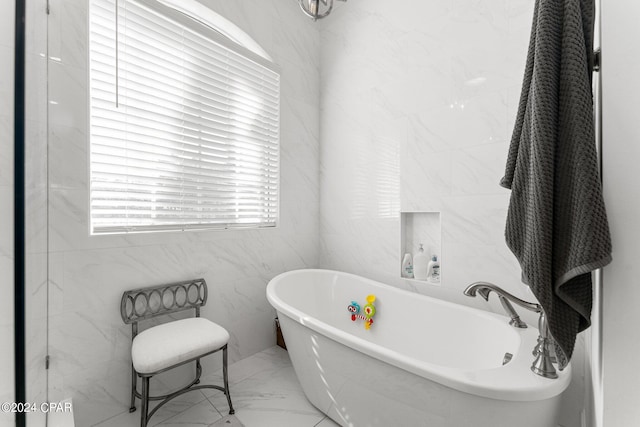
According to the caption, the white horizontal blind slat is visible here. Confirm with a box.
[89,0,280,233]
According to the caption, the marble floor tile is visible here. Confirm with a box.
[201,345,293,388]
[314,417,341,427]
[154,399,222,427]
[205,362,326,427]
[209,414,245,427]
[93,347,334,427]
[93,390,210,427]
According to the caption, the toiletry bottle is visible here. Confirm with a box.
[428,255,440,283]
[413,244,429,280]
[401,253,414,278]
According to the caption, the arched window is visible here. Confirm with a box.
[89,0,280,234]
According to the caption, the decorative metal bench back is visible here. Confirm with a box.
[120,278,208,325]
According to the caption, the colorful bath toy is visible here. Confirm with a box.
[347,294,377,329]
[347,301,361,321]
[364,295,376,317]
[363,294,376,329]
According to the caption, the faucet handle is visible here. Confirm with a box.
[530,312,558,379]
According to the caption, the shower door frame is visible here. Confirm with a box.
[14,0,27,426]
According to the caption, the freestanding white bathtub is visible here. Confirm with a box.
[266,269,571,427]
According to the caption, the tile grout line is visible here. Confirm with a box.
[151,390,218,427]
[202,391,224,419]
[313,417,326,427]
[151,389,210,426]
[90,408,131,427]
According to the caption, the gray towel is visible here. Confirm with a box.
[500,0,612,369]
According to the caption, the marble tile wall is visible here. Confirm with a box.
[46,0,320,425]
[318,1,584,425]
[601,0,640,425]
[0,1,15,426]
[25,1,50,426]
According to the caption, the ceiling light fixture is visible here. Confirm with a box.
[298,0,346,21]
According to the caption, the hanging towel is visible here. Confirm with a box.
[500,0,612,369]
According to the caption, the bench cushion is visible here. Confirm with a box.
[132,317,229,374]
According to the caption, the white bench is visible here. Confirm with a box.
[120,279,235,427]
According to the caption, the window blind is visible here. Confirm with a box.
[89,0,280,234]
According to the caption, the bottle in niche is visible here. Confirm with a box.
[413,244,429,280]
[428,255,440,283]
[401,253,414,278]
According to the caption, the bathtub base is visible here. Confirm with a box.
[280,314,563,427]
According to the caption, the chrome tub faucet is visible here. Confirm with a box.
[464,281,558,379]
[463,281,537,328]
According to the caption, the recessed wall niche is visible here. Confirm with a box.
[400,212,441,283]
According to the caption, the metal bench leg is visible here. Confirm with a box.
[195,359,202,384]
[129,364,137,412]
[223,345,235,415]
[140,376,150,427]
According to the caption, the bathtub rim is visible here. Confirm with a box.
[267,268,572,402]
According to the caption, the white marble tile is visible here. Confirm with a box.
[49,311,119,377]
[211,346,293,387]
[154,399,222,427]
[444,3,511,96]
[279,56,320,106]
[25,52,48,126]
[506,0,536,88]
[0,324,14,416]
[281,98,320,160]
[94,390,212,427]
[0,43,13,107]
[451,142,510,196]
[356,0,450,36]
[25,0,48,57]
[48,123,88,190]
[56,360,132,427]
[47,0,88,70]
[441,194,511,248]
[25,117,48,194]
[273,15,320,70]
[314,417,340,427]
[0,113,13,188]
[400,147,453,204]
[0,2,14,50]
[0,254,14,327]
[280,199,320,240]
[25,186,48,255]
[206,363,324,427]
[47,61,87,130]
[408,91,508,153]
[442,242,523,294]
[0,187,13,259]
[25,252,48,404]
[280,149,320,203]
[0,409,13,427]
[319,218,401,284]
[228,312,279,362]
[393,35,455,115]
